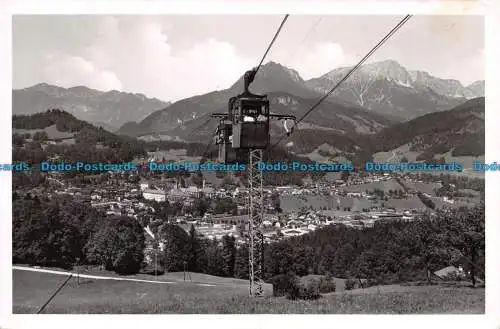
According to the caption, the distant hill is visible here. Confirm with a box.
[370,97,485,159]
[409,71,484,99]
[462,80,485,99]
[12,83,170,129]
[287,97,485,164]
[12,109,147,163]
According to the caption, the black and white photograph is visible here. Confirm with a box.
[2,1,497,325]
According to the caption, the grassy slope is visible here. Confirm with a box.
[13,270,484,314]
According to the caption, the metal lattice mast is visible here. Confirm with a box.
[248,148,264,297]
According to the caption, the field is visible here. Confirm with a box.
[429,196,478,209]
[13,124,75,140]
[280,195,375,212]
[145,149,201,162]
[373,143,421,163]
[343,179,403,193]
[403,180,441,195]
[385,196,426,211]
[373,146,485,179]
[281,193,428,213]
[280,195,327,211]
[13,269,484,314]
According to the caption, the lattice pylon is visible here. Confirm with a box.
[248,148,264,297]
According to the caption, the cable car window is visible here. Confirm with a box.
[244,107,260,116]
[242,100,264,116]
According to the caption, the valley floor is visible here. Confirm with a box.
[13,268,484,314]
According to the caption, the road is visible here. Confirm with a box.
[12,266,216,287]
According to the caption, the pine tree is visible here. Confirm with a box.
[187,224,202,272]
[206,238,224,276]
[234,244,249,279]
[221,235,236,277]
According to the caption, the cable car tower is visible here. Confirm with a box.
[208,12,412,298]
[211,68,296,296]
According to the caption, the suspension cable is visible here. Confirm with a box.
[287,16,323,65]
[271,14,412,150]
[191,116,213,134]
[254,14,290,75]
[199,131,217,164]
[198,14,289,158]
[37,274,73,314]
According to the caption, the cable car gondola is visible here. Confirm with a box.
[213,116,248,164]
[211,68,296,164]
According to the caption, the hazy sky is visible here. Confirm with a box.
[12,15,484,102]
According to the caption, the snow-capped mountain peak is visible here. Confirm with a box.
[325,59,413,87]
[306,59,483,120]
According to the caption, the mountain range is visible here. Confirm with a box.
[11,95,485,169]
[12,60,484,145]
[306,60,483,120]
[116,60,483,140]
[12,83,170,131]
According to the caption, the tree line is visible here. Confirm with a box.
[264,203,484,286]
[13,193,145,274]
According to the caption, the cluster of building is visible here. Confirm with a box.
[139,178,250,205]
[32,165,480,249]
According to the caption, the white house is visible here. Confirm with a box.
[443,196,455,204]
[307,224,317,231]
[143,188,167,202]
[140,181,150,191]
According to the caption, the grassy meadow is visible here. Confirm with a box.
[13,269,484,314]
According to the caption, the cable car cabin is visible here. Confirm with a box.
[214,120,248,164]
[230,95,270,149]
